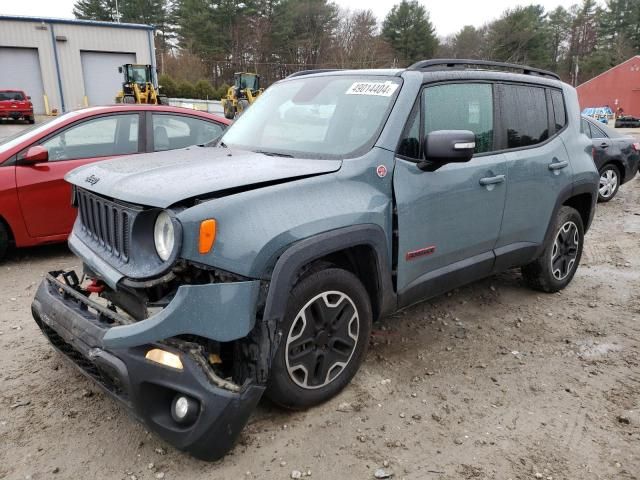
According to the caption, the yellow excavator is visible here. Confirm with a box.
[115,64,166,104]
[221,72,263,119]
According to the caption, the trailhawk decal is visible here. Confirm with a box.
[406,246,436,261]
[346,81,399,97]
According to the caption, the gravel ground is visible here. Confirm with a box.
[1,123,639,480]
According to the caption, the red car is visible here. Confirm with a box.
[0,90,34,123]
[0,104,230,259]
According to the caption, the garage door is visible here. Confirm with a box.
[81,51,136,106]
[0,47,46,114]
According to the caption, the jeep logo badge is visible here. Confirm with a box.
[376,165,387,178]
[85,174,100,186]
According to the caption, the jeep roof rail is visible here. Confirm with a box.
[286,69,342,79]
[407,59,561,80]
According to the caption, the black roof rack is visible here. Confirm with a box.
[407,59,560,80]
[286,69,342,79]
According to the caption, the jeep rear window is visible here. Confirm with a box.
[218,75,402,159]
[0,91,25,101]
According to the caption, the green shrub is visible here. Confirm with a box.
[176,80,196,99]
[216,83,231,100]
[158,74,178,98]
[194,79,216,100]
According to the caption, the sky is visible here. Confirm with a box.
[0,0,602,37]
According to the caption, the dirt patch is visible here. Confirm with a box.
[2,163,640,479]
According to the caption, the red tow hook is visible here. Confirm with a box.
[85,279,105,294]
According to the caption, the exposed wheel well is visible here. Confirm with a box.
[563,193,593,231]
[297,245,382,321]
[0,215,14,243]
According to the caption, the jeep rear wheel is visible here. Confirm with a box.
[266,268,372,409]
[522,206,584,293]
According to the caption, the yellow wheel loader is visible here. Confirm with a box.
[221,72,263,119]
[115,64,167,105]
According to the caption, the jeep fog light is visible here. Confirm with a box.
[171,394,199,424]
[154,211,175,261]
[145,348,183,370]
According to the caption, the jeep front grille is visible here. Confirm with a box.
[76,189,133,262]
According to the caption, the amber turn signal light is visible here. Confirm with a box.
[199,219,217,254]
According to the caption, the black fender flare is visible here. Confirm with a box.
[537,179,597,259]
[263,223,397,326]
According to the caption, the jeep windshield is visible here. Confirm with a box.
[218,75,402,159]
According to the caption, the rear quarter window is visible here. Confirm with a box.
[500,85,549,149]
[551,90,567,132]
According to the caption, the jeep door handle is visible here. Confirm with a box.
[479,175,505,186]
[548,160,569,170]
[599,142,609,148]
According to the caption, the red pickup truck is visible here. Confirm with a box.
[0,90,34,123]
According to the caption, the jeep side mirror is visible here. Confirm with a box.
[418,130,476,172]
[23,145,49,164]
[27,96,31,100]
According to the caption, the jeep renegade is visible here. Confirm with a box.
[31,60,599,460]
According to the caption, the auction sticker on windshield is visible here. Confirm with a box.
[346,81,399,97]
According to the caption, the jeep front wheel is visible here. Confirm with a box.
[265,268,372,409]
[522,206,584,292]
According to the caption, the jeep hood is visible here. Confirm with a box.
[65,147,342,208]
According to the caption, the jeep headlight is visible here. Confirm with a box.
[154,211,175,261]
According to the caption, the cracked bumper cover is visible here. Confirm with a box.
[31,274,265,461]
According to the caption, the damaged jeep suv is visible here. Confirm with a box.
[31,60,598,460]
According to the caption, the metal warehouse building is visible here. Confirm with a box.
[577,55,640,117]
[0,15,155,114]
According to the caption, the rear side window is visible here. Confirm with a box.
[152,114,224,152]
[422,83,494,154]
[551,90,566,132]
[500,85,549,148]
[589,122,607,139]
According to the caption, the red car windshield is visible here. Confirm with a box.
[0,91,25,101]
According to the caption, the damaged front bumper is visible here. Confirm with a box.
[31,272,265,461]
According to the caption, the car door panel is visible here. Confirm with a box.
[495,85,573,257]
[394,153,507,306]
[393,82,507,307]
[497,139,572,248]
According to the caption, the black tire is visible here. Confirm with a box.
[265,267,372,409]
[223,101,235,119]
[28,116,35,124]
[522,206,584,293]
[597,164,620,202]
[0,222,10,262]
[123,95,136,104]
[237,99,250,117]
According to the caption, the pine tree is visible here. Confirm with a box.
[381,0,438,66]
[73,0,119,21]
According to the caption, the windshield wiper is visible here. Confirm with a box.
[254,150,293,158]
